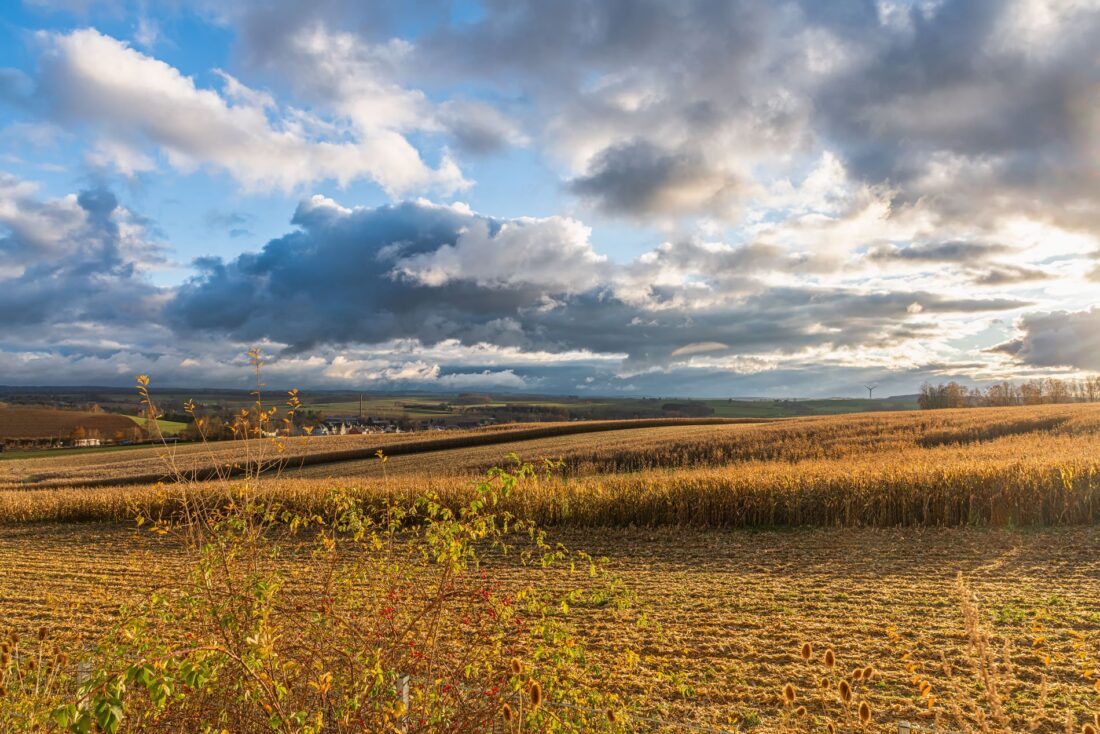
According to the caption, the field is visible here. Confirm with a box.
[124,415,189,436]
[3,523,1099,731]
[0,385,919,426]
[0,405,137,441]
[4,405,1100,731]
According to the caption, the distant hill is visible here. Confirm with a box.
[0,406,137,440]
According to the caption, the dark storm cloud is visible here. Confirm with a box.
[170,199,546,349]
[993,308,1100,371]
[169,199,1029,368]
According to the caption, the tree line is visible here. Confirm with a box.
[918,377,1100,409]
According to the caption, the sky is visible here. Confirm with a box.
[0,0,1098,397]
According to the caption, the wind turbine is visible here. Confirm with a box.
[864,384,879,399]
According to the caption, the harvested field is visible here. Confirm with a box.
[0,405,137,441]
[3,522,1098,732]
[7,405,1100,732]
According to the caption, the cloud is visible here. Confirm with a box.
[390,214,608,292]
[671,342,729,357]
[436,99,529,155]
[205,209,254,238]
[569,140,745,219]
[812,0,1100,230]
[411,0,1099,228]
[992,308,1100,371]
[15,28,467,194]
[867,241,1013,263]
[0,177,1055,394]
[0,173,165,337]
[169,195,1030,373]
[969,264,1053,286]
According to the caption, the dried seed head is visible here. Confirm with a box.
[839,679,852,704]
[852,667,864,680]
[824,649,836,669]
[795,706,807,718]
[510,657,522,676]
[502,703,513,722]
[37,626,47,641]
[827,722,836,734]
[1095,713,1100,728]
[783,683,796,704]
[529,680,542,709]
[862,666,874,681]
[608,709,617,723]
[859,701,872,725]
[801,642,813,660]
[820,676,832,689]
[1085,725,1097,734]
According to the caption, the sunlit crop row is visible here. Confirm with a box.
[6,404,1100,527]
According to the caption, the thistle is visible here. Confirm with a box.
[839,679,852,704]
[529,680,542,710]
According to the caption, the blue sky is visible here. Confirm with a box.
[1,0,1098,396]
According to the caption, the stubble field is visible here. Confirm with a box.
[3,523,1099,731]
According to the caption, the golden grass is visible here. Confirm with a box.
[0,417,758,490]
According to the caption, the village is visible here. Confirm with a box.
[0,406,502,454]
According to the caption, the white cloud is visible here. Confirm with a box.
[34,28,468,195]
[671,342,730,357]
[391,215,608,293]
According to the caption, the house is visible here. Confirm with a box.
[73,437,102,447]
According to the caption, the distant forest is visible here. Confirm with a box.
[918,377,1100,409]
